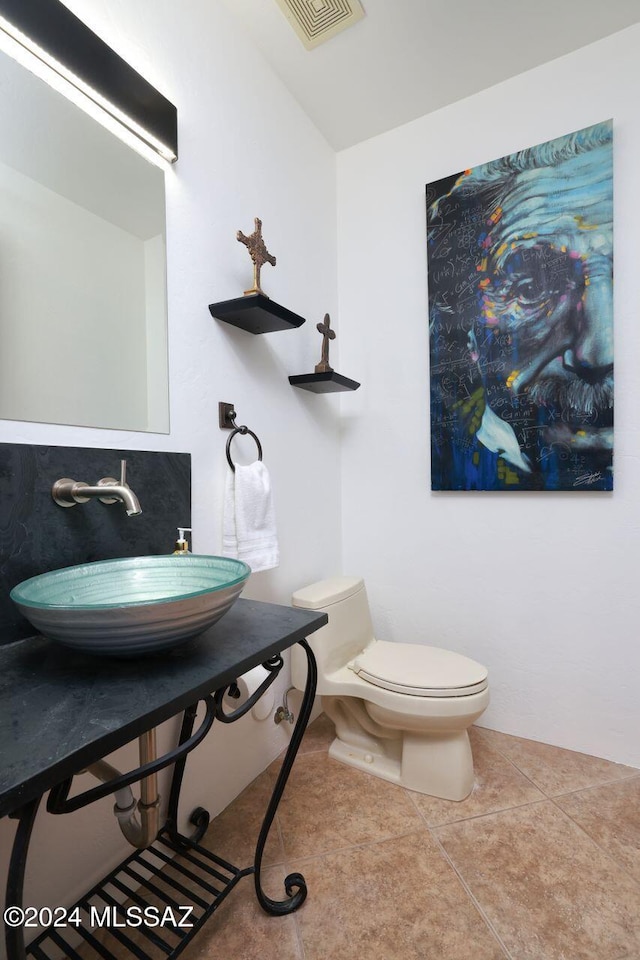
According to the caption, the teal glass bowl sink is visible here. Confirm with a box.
[10,555,251,656]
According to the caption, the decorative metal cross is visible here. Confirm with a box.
[315,313,336,373]
[236,217,277,297]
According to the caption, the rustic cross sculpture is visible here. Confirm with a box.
[315,313,336,373]
[237,217,276,297]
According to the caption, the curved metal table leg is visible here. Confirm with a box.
[5,796,41,960]
[253,638,317,915]
[165,702,211,845]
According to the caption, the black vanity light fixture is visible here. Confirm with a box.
[0,0,178,165]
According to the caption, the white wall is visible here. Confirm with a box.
[0,0,340,946]
[336,25,640,767]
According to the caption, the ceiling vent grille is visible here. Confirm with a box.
[273,0,365,50]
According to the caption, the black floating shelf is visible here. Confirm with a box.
[209,293,305,334]
[289,372,361,393]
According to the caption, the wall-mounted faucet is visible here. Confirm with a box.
[52,459,142,516]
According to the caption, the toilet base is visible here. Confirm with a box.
[328,728,474,801]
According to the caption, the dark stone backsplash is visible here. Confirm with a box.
[0,443,191,645]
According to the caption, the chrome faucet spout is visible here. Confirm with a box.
[70,483,142,516]
[52,459,142,516]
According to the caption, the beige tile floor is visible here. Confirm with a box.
[189,716,640,960]
[79,715,640,960]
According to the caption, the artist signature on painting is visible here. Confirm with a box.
[573,472,603,487]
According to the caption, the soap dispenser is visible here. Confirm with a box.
[173,527,192,555]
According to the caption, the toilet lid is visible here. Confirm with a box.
[350,641,488,697]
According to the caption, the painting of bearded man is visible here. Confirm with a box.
[426,120,613,491]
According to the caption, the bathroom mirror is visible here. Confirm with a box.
[0,46,169,433]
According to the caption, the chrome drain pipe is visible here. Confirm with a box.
[87,729,160,850]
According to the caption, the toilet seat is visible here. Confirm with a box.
[350,640,488,697]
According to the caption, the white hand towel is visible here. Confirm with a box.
[222,461,279,573]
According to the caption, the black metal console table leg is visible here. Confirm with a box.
[165,652,288,848]
[165,703,211,845]
[5,796,41,960]
[253,638,317,915]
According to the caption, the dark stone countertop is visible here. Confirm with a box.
[0,599,327,818]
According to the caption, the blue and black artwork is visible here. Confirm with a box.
[426,121,613,491]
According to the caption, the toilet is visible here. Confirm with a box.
[291,577,489,801]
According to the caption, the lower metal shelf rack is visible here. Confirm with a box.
[26,827,250,960]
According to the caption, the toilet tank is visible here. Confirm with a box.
[290,577,375,690]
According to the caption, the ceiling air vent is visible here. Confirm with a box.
[273,0,365,50]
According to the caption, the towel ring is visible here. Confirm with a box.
[226,425,263,472]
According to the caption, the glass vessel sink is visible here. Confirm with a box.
[10,555,251,656]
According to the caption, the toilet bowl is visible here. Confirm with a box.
[291,577,489,801]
